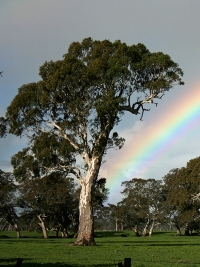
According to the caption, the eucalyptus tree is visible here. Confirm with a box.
[3,38,183,245]
[17,173,78,238]
[163,157,200,235]
[120,178,164,236]
[11,132,78,238]
[93,205,114,230]
[0,169,21,237]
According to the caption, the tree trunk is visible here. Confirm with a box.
[73,231,78,238]
[184,222,190,236]
[142,225,148,236]
[121,222,124,231]
[61,227,68,238]
[169,221,173,231]
[38,214,48,239]
[54,226,59,237]
[149,222,160,237]
[6,217,21,238]
[8,224,13,231]
[175,224,181,236]
[73,171,96,245]
[115,218,119,231]
[142,216,150,237]
[149,214,159,237]
[149,223,154,237]
[73,152,103,246]
[14,223,21,238]
[133,225,141,237]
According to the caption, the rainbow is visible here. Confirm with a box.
[102,82,200,202]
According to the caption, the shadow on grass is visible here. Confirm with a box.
[95,231,130,238]
[0,235,11,238]
[0,258,116,267]
[96,239,200,247]
[0,235,76,241]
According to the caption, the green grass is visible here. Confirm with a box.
[1,231,200,267]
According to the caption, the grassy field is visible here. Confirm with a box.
[0,230,200,267]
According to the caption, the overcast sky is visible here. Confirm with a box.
[1,0,200,203]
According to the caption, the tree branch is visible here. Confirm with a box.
[51,121,80,150]
[119,91,162,120]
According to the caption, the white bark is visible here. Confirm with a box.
[14,223,21,238]
[37,214,48,239]
[142,216,150,236]
[149,222,160,237]
[74,157,100,245]
[115,218,119,231]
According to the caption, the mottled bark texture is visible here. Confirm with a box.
[73,178,95,245]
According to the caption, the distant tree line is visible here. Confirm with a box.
[1,155,200,238]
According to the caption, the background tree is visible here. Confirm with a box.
[120,178,164,236]
[86,177,110,231]
[17,174,78,238]
[92,177,109,221]
[4,37,183,245]
[92,178,109,208]
[163,157,200,235]
[0,170,21,238]
[162,168,182,235]
[93,205,114,230]
[11,133,79,238]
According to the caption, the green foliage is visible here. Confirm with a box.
[0,117,7,137]
[118,178,164,229]
[11,132,76,183]
[94,205,115,230]
[10,133,80,233]
[0,170,15,205]
[17,173,79,233]
[163,157,200,228]
[93,177,109,207]
[5,37,183,158]
[0,170,19,230]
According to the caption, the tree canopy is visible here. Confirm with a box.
[163,157,200,235]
